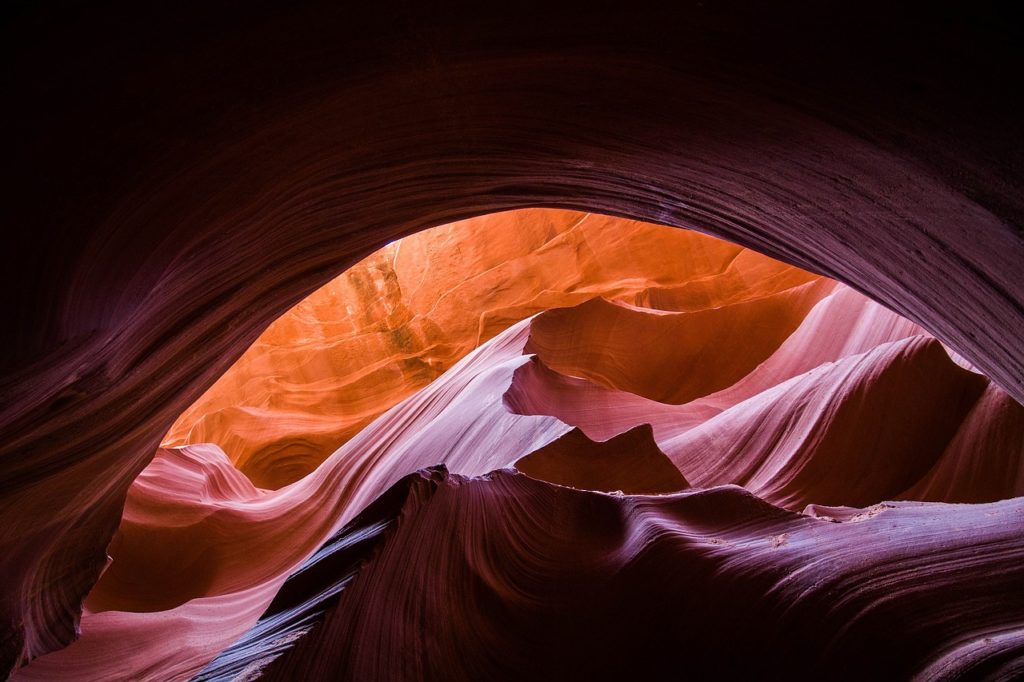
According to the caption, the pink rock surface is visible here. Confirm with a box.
[163,209,813,489]
[16,279,1023,679]
[6,5,1024,674]
[252,469,1024,681]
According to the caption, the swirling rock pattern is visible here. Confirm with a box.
[162,209,810,489]
[4,2,1024,678]
[14,209,1024,680]
[233,469,1024,681]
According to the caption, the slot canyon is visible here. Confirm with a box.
[3,4,1023,681]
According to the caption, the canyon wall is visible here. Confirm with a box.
[3,3,1023,678]
[13,212,1024,680]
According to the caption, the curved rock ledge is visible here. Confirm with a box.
[214,469,1024,681]
[3,3,1023,676]
[15,282,1023,679]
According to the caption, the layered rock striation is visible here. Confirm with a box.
[13,211,1024,680]
[5,5,1024,675]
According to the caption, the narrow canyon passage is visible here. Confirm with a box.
[14,210,1023,681]
[5,5,1023,681]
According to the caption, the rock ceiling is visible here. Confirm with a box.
[3,4,1022,680]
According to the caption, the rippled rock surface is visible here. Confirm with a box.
[14,210,1024,680]
[4,4,1023,677]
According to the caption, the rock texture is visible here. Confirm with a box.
[14,211,1024,680]
[162,210,811,489]
[232,469,1024,681]
[3,2,1024,679]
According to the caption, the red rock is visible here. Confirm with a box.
[244,469,1024,681]
[4,4,1024,676]
[17,216,1023,678]
[515,425,689,495]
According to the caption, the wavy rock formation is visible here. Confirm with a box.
[900,385,1024,504]
[204,469,1024,681]
[667,336,986,509]
[15,214,1024,679]
[505,285,931,442]
[194,468,436,682]
[525,281,833,404]
[162,209,815,489]
[4,4,1024,678]
[515,425,689,495]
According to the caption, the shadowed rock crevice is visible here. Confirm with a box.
[217,470,1024,681]
[3,4,1023,675]
[11,211,1024,681]
[192,467,446,682]
[515,425,689,495]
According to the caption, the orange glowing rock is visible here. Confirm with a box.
[524,285,834,405]
[163,209,821,489]
[17,210,1024,681]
